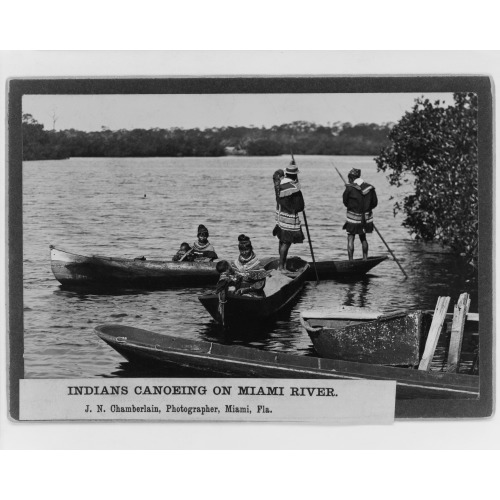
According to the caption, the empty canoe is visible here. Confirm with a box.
[95,323,479,401]
[301,309,432,366]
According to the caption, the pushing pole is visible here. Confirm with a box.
[290,151,319,283]
[302,210,319,283]
[335,166,408,279]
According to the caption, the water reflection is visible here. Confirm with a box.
[341,276,371,308]
[103,361,198,379]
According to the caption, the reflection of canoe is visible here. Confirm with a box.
[50,246,387,290]
[50,246,219,289]
[94,324,479,400]
[300,307,479,367]
[198,257,309,328]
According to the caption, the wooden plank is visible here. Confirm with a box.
[425,311,478,322]
[465,312,479,322]
[418,296,451,371]
[446,293,471,373]
[300,308,382,320]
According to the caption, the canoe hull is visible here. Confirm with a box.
[95,324,479,401]
[50,246,387,290]
[302,311,432,366]
[304,255,388,280]
[198,257,309,327]
[50,246,219,289]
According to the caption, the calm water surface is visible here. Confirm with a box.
[22,156,478,378]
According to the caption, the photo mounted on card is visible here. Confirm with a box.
[6,76,493,422]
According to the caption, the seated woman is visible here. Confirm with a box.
[191,225,218,262]
[171,242,194,262]
[230,234,267,297]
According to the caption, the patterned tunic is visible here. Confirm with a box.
[231,252,267,296]
[273,177,305,244]
[191,241,218,261]
[342,180,378,234]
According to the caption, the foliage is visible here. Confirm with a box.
[245,138,282,156]
[375,93,478,267]
[22,119,393,160]
[22,114,70,160]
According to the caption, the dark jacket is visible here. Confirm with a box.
[342,181,378,234]
[343,182,378,214]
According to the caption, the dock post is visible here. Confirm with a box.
[445,293,471,373]
[418,296,451,371]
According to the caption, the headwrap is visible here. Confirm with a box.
[285,160,299,175]
[348,168,361,179]
[197,224,209,237]
[238,234,252,251]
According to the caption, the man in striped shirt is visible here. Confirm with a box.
[342,168,378,261]
[273,161,305,272]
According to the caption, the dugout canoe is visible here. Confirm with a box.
[50,246,386,290]
[198,257,309,328]
[300,308,479,367]
[94,323,479,400]
[302,255,388,280]
[50,245,220,289]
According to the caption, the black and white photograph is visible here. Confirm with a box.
[6,74,493,424]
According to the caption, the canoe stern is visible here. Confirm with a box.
[305,310,432,366]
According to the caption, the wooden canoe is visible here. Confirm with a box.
[50,245,220,289]
[50,246,386,290]
[198,257,309,328]
[302,255,388,280]
[94,323,479,400]
[301,309,432,366]
[300,308,479,367]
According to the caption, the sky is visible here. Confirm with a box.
[22,93,454,132]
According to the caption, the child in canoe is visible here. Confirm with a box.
[172,242,195,262]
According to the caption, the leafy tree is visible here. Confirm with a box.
[375,93,478,267]
[22,114,48,160]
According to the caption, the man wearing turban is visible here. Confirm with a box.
[342,168,378,261]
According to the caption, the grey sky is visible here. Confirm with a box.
[23,92,454,132]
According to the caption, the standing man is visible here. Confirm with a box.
[273,161,305,272]
[342,168,378,261]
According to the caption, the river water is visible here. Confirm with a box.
[22,156,478,378]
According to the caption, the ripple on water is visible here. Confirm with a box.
[22,157,478,378]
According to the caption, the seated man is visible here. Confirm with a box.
[172,242,194,262]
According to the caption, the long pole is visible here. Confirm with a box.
[302,210,319,283]
[335,166,408,279]
[291,151,319,283]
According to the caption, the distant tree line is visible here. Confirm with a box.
[22,114,393,160]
